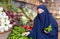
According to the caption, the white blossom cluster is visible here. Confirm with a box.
[0,7,12,32]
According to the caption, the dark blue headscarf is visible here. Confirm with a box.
[28,5,58,39]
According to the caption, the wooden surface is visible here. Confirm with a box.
[0,31,11,39]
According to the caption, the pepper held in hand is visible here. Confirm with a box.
[44,24,52,33]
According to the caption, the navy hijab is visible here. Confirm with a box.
[28,5,58,39]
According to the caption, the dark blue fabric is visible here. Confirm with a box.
[28,5,58,39]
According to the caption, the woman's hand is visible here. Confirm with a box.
[22,32,30,36]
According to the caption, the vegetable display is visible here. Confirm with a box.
[20,15,29,25]
[0,1,36,39]
[0,7,12,33]
[6,11,21,26]
[23,6,37,20]
[7,26,33,39]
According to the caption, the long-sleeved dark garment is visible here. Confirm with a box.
[28,5,58,39]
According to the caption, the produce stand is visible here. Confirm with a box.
[0,1,36,39]
[0,0,60,39]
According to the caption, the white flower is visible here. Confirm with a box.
[2,12,6,16]
[1,23,3,26]
[0,18,2,21]
[0,21,2,24]
[0,12,2,16]
[0,16,3,18]
[4,26,9,31]
[5,20,10,24]
[0,10,12,32]
[1,19,5,23]
[1,22,9,27]
[0,7,3,12]
[8,24,12,28]
[1,26,5,30]
[4,23,8,26]
[0,26,2,30]
[4,16,9,20]
[0,26,5,32]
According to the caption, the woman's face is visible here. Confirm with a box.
[37,8,44,14]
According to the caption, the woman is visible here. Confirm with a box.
[22,5,58,39]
